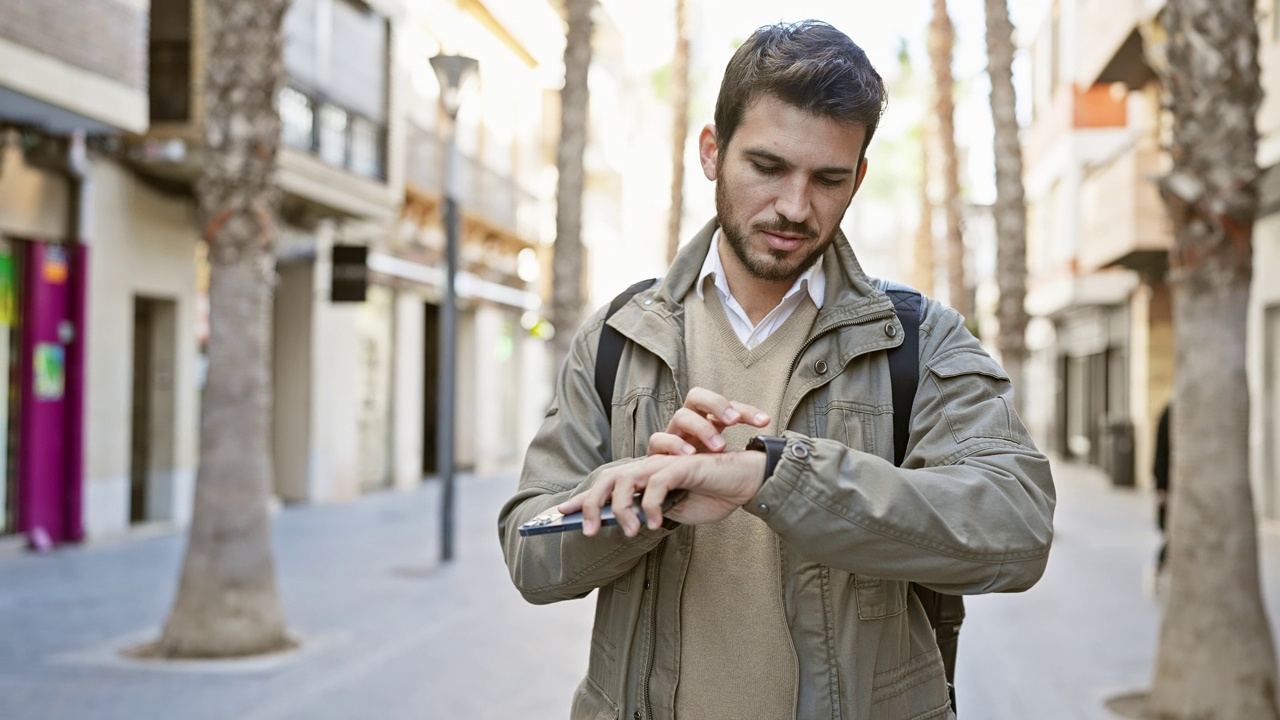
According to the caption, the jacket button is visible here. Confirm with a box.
[790,445,809,459]
[885,322,898,337]
[634,712,642,720]
[757,503,770,514]
[643,579,651,590]
[814,359,828,374]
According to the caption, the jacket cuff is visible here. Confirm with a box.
[744,432,810,521]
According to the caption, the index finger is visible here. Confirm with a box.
[683,387,771,428]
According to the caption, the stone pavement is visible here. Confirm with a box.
[1,459,1278,719]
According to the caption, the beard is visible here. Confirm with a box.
[716,176,837,283]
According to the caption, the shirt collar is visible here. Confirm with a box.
[696,227,826,309]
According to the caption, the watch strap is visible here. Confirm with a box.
[747,435,787,482]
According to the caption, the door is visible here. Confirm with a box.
[422,302,439,476]
[1264,305,1280,521]
[17,242,74,542]
[129,297,178,524]
[0,240,20,535]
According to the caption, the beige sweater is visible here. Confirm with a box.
[674,280,818,719]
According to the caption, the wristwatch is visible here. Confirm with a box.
[746,435,787,483]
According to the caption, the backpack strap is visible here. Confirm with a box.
[594,278,658,418]
[882,286,921,466]
[880,281,963,714]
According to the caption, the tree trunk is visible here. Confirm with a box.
[666,0,690,265]
[1145,0,1278,716]
[929,0,968,319]
[551,0,595,375]
[914,123,937,297]
[985,0,1028,406]
[155,0,292,658]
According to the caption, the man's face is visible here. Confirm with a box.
[700,94,868,284]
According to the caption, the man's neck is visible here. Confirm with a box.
[716,241,794,325]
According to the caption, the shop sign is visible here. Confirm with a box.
[331,244,369,302]
[43,245,68,285]
[34,343,65,400]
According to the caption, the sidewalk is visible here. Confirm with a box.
[0,461,1276,719]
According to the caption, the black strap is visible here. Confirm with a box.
[884,286,963,714]
[884,288,921,467]
[594,278,658,416]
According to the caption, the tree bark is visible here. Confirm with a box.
[666,0,690,265]
[551,0,595,375]
[929,0,968,319]
[914,122,937,297]
[156,0,292,658]
[985,0,1028,406]
[1145,0,1278,716]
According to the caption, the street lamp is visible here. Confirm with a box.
[430,53,477,563]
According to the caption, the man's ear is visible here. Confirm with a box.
[698,124,720,181]
[846,157,870,208]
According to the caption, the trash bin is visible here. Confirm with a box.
[1104,417,1135,487]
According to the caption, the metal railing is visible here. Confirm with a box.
[405,124,539,240]
[279,83,387,181]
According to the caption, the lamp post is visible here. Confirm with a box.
[430,53,477,563]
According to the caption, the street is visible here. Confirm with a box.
[1,459,1276,719]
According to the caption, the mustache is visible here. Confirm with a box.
[753,218,817,240]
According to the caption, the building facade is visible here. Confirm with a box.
[1023,0,1280,508]
[0,0,568,545]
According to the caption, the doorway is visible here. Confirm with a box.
[1264,305,1280,521]
[422,302,439,476]
[129,296,178,524]
[0,239,20,535]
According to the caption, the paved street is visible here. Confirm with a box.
[2,459,1278,719]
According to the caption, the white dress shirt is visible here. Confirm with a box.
[695,228,826,350]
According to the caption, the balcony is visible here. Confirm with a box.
[1078,0,1164,89]
[279,84,386,181]
[1078,141,1170,275]
[404,124,540,244]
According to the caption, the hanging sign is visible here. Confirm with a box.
[331,244,369,302]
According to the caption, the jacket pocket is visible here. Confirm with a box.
[571,676,621,720]
[815,400,880,453]
[854,576,907,620]
[613,390,675,459]
[924,350,1015,444]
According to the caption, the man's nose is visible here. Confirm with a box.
[774,175,813,224]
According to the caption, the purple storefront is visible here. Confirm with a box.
[0,238,86,546]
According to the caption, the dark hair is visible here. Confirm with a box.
[714,21,888,165]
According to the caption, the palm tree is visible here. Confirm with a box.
[666,0,691,265]
[154,0,292,658]
[985,0,1028,405]
[551,0,595,374]
[1141,0,1279,716]
[929,0,968,319]
[914,123,937,297]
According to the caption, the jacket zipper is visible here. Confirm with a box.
[642,538,667,720]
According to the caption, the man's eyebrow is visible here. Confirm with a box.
[743,148,854,176]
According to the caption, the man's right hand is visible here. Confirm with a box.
[651,387,770,455]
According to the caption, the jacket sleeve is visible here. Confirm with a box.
[744,301,1056,595]
[497,306,675,605]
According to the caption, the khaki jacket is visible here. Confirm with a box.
[498,220,1056,720]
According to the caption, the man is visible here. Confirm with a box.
[499,20,1055,720]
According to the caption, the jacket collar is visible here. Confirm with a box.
[656,218,892,324]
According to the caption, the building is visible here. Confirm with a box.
[0,0,564,546]
[1022,0,1280,505]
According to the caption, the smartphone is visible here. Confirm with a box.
[518,490,687,536]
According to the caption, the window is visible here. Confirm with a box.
[318,103,349,167]
[279,86,314,150]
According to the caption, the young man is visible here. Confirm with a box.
[499,20,1055,720]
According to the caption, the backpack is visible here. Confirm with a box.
[594,278,964,713]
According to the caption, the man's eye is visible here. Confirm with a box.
[752,163,781,175]
[816,176,846,187]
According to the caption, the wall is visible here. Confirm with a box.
[83,156,199,537]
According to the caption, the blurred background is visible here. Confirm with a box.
[2,0,1280,717]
